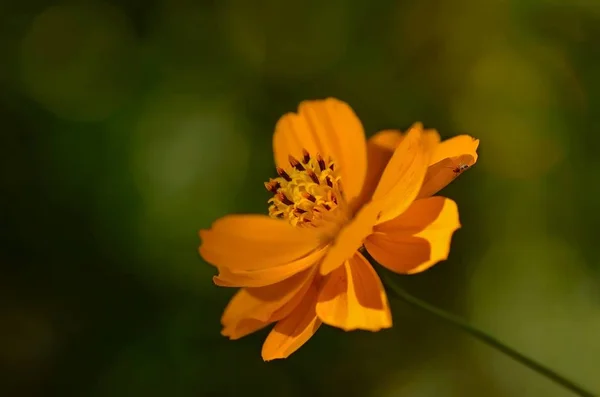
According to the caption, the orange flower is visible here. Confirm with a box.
[199,98,479,361]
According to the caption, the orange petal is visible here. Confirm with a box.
[199,214,320,271]
[221,318,270,340]
[272,98,367,203]
[357,130,404,206]
[220,267,316,340]
[418,135,480,198]
[364,197,460,274]
[319,202,380,275]
[370,123,439,224]
[316,252,392,331]
[261,283,321,361]
[222,266,316,324]
[430,134,479,165]
[213,247,326,287]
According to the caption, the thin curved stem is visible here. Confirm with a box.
[378,270,597,397]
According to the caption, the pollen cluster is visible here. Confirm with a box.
[265,149,344,227]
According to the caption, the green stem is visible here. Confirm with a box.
[379,270,597,397]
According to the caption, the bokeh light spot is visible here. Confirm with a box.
[220,0,349,78]
[469,237,600,394]
[0,305,56,370]
[19,3,139,121]
[132,93,250,289]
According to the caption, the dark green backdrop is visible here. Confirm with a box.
[2,1,600,396]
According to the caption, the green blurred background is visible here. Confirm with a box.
[2,0,600,396]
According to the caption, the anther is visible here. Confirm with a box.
[306,169,319,184]
[288,155,305,171]
[302,149,310,164]
[316,153,326,171]
[325,176,333,188]
[264,180,280,193]
[276,167,292,182]
[294,208,307,214]
[277,192,294,206]
[301,192,316,203]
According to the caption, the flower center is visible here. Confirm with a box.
[265,149,349,230]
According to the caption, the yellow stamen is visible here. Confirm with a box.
[266,149,348,229]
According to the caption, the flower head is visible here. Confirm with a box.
[199,98,479,360]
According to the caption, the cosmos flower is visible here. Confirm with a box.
[199,98,479,361]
